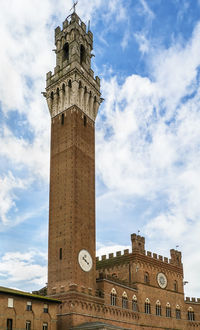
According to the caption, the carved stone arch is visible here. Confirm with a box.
[122,291,127,298]
[156,300,161,305]
[188,306,194,311]
[132,294,137,301]
[166,302,171,307]
[111,287,117,294]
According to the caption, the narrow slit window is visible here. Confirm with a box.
[61,113,64,125]
[63,43,69,61]
[68,80,72,88]
[62,84,65,92]
[84,115,87,127]
[80,44,86,64]
[59,248,62,260]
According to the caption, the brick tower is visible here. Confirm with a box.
[45,11,101,297]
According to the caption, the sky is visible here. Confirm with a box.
[0,0,200,298]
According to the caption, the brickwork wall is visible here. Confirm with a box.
[48,106,96,295]
[0,292,58,330]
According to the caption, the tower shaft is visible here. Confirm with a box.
[45,12,101,296]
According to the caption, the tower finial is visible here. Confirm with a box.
[70,0,78,13]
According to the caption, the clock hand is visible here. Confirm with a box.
[82,256,89,265]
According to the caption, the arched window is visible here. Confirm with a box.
[62,83,65,92]
[50,91,54,100]
[122,291,128,309]
[176,305,181,319]
[56,87,59,96]
[174,280,178,292]
[166,303,171,318]
[188,307,195,321]
[144,272,149,284]
[80,44,86,64]
[144,298,151,314]
[68,80,72,88]
[132,295,138,312]
[63,43,69,61]
[156,300,161,316]
[110,288,117,306]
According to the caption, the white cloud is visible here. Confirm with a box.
[0,172,28,224]
[138,0,155,21]
[0,251,47,287]
[134,32,150,54]
[96,19,200,296]
[96,242,131,259]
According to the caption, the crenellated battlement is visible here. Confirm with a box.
[55,13,93,43]
[96,249,130,262]
[96,249,170,264]
[185,297,200,304]
[96,233,183,269]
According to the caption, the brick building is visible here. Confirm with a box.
[0,286,60,329]
[1,8,200,330]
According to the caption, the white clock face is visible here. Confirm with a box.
[78,249,93,272]
[157,272,167,289]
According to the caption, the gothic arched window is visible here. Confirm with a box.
[63,43,69,61]
[132,295,138,312]
[166,303,171,317]
[156,300,161,316]
[80,44,86,65]
[68,80,72,88]
[62,83,65,92]
[110,288,117,306]
[188,307,195,321]
[144,298,151,314]
[176,305,181,319]
[122,291,128,309]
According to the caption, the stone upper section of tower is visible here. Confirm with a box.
[45,12,101,121]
